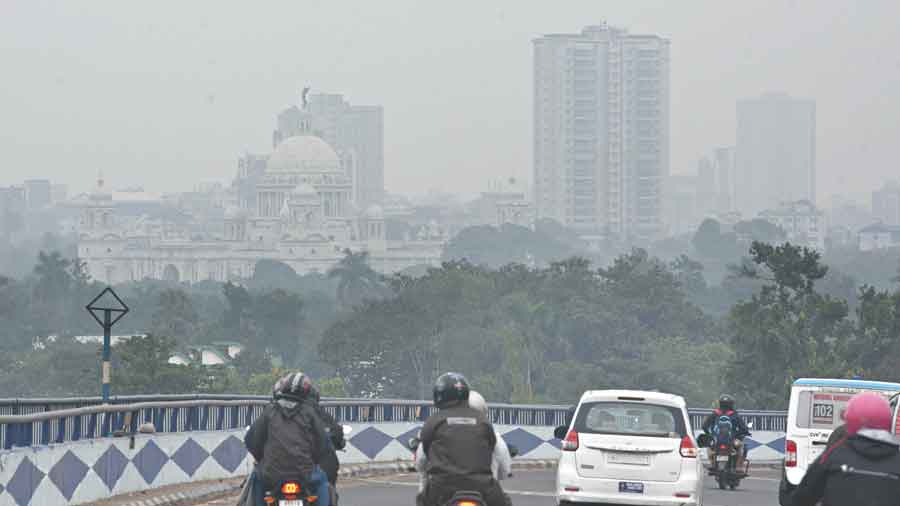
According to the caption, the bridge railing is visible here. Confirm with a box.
[0,396,787,449]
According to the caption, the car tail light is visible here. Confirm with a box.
[562,430,579,451]
[785,439,798,468]
[679,435,697,458]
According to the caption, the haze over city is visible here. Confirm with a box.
[2,0,899,199]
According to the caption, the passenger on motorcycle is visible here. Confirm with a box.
[701,394,750,468]
[417,373,510,506]
[785,392,900,506]
[415,390,512,491]
[244,372,332,506]
[310,387,346,486]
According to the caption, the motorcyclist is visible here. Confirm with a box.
[702,394,750,469]
[244,372,331,506]
[785,392,900,506]
[417,373,509,506]
[415,391,512,490]
[310,387,346,486]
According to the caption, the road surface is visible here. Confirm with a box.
[202,468,781,506]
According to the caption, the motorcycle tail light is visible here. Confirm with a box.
[456,501,479,506]
[281,482,301,495]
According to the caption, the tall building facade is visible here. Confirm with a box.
[533,23,670,241]
[872,181,900,226]
[735,93,816,217]
[275,93,385,208]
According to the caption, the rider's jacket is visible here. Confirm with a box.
[245,399,327,487]
[420,402,496,479]
[786,429,900,506]
[418,402,509,506]
[702,408,750,439]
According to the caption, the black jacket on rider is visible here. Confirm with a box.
[419,402,508,506]
[702,408,750,438]
[786,429,900,506]
[245,398,328,489]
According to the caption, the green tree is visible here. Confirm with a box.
[150,289,199,341]
[725,242,850,408]
[113,334,200,394]
[253,289,304,365]
[328,249,382,307]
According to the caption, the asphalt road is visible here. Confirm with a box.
[203,468,781,506]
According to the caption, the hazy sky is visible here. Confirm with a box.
[2,1,899,201]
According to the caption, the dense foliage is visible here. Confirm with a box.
[3,223,900,409]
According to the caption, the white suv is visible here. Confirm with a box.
[555,390,703,506]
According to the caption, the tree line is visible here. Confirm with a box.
[2,228,900,408]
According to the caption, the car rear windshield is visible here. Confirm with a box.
[574,401,686,437]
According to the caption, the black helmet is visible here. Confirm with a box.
[433,372,470,408]
[273,371,313,401]
[719,394,735,411]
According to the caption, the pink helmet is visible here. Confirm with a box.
[843,392,892,435]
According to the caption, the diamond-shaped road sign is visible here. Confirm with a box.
[86,287,129,327]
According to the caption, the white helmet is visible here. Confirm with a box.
[468,391,488,415]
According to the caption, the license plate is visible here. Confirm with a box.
[619,482,644,494]
[608,452,650,465]
[279,501,303,506]
[716,456,730,462]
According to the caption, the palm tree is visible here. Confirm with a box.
[328,249,382,307]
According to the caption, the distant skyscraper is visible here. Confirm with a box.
[735,93,816,217]
[713,147,735,213]
[872,181,900,226]
[309,94,384,208]
[23,179,51,209]
[533,23,670,241]
[274,93,385,208]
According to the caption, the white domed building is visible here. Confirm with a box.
[77,115,443,284]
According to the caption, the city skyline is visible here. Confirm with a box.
[2,1,900,202]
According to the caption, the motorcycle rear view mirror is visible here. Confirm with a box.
[342,425,353,435]
[553,426,568,440]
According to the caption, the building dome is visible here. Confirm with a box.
[89,176,113,202]
[267,135,341,174]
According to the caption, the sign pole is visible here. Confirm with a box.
[86,287,129,405]
[102,309,112,403]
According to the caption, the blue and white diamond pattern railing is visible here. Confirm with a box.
[0,422,788,506]
[0,397,789,505]
[0,430,254,506]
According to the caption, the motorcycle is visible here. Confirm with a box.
[698,420,753,490]
[241,425,353,506]
[407,435,519,506]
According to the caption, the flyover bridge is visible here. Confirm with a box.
[0,396,788,506]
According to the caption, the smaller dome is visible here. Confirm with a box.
[291,183,318,197]
[90,177,113,202]
[364,204,384,219]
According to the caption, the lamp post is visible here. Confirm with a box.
[86,287,130,403]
